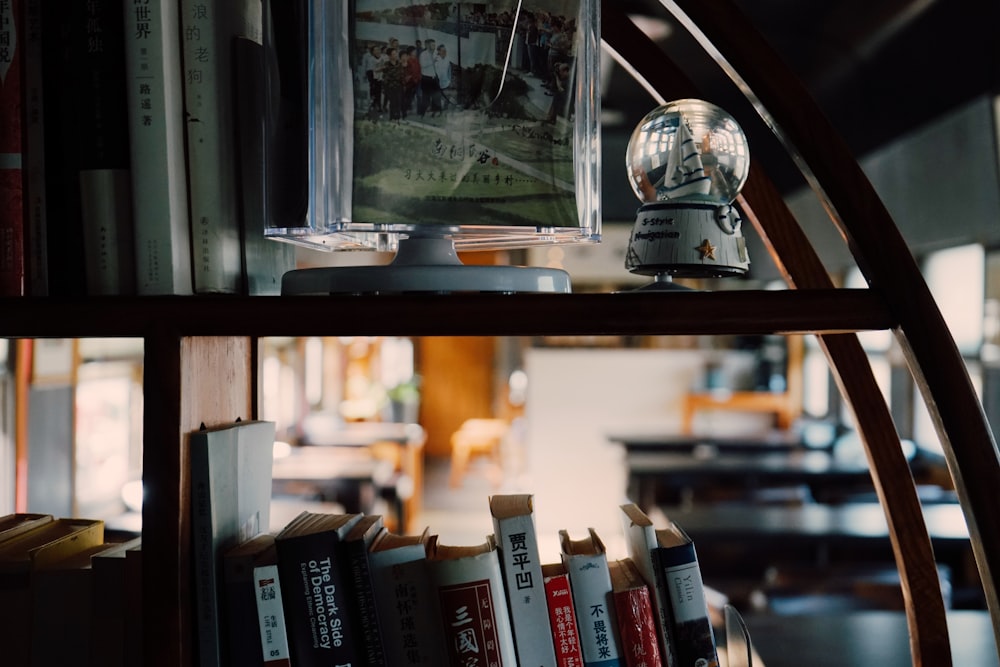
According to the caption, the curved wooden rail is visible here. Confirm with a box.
[601,2,999,664]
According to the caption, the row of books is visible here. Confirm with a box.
[1,0,294,297]
[210,498,721,667]
[192,418,722,667]
[0,512,142,667]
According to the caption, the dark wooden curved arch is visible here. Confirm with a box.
[602,2,999,664]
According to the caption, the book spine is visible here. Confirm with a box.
[21,0,45,295]
[544,568,585,667]
[653,544,720,667]
[40,0,86,296]
[610,581,662,667]
[0,0,24,296]
[123,0,193,295]
[564,554,622,667]
[276,535,364,666]
[430,551,517,667]
[75,0,135,296]
[343,533,387,667]
[370,547,446,666]
[179,0,251,294]
[254,563,293,667]
[190,440,224,667]
[494,512,559,667]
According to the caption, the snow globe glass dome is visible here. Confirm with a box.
[624,99,751,286]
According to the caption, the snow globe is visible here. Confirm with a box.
[624,99,751,289]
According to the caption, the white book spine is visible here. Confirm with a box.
[180,0,257,293]
[253,563,292,666]
[563,553,623,667]
[429,549,518,667]
[493,513,559,667]
[123,0,193,295]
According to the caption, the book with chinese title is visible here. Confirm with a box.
[427,535,518,667]
[543,561,585,667]
[559,527,623,667]
[490,493,559,667]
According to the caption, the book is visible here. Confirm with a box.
[223,532,292,667]
[542,562,585,667]
[91,536,143,667]
[559,527,623,667]
[75,0,136,296]
[124,542,143,667]
[0,512,53,543]
[0,0,25,296]
[427,535,518,667]
[39,0,86,296]
[368,526,447,666]
[340,513,388,667]
[0,517,105,667]
[180,0,260,293]
[274,511,365,666]
[232,33,295,295]
[21,0,47,295]
[123,0,193,295]
[490,493,559,667]
[190,419,276,667]
[620,503,719,667]
[608,558,663,667]
[30,541,124,665]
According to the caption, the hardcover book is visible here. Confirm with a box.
[608,558,663,667]
[368,526,447,666]
[427,535,518,667]
[123,0,193,295]
[39,0,86,296]
[91,536,143,667]
[74,0,136,296]
[559,527,623,667]
[542,562,585,667]
[0,517,105,667]
[620,503,719,667]
[339,513,388,667]
[490,493,559,667]
[223,533,292,667]
[30,541,124,665]
[22,0,47,295]
[274,511,365,667]
[0,512,53,544]
[0,0,24,296]
[190,419,276,667]
[180,0,260,293]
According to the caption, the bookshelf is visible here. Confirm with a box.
[5,1,997,666]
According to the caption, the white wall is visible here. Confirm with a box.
[521,347,703,560]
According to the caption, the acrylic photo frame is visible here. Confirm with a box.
[262,0,601,253]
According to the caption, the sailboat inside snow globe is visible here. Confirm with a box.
[624,99,752,289]
[263,0,601,294]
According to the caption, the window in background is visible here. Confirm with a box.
[923,243,984,356]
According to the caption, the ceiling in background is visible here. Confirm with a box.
[601,0,1000,207]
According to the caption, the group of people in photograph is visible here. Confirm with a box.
[361,36,454,121]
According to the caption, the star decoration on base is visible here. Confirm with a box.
[696,239,717,260]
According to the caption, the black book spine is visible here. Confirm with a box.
[276,533,364,667]
[343,536,387,667]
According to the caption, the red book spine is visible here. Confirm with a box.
[611,584,663,667]
[543,567,584,667]
[0,0,24,296]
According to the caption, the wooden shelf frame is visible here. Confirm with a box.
[601,1,1000,664]
[2,2,995,665]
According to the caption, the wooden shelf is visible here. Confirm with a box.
[0,288,893,338]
